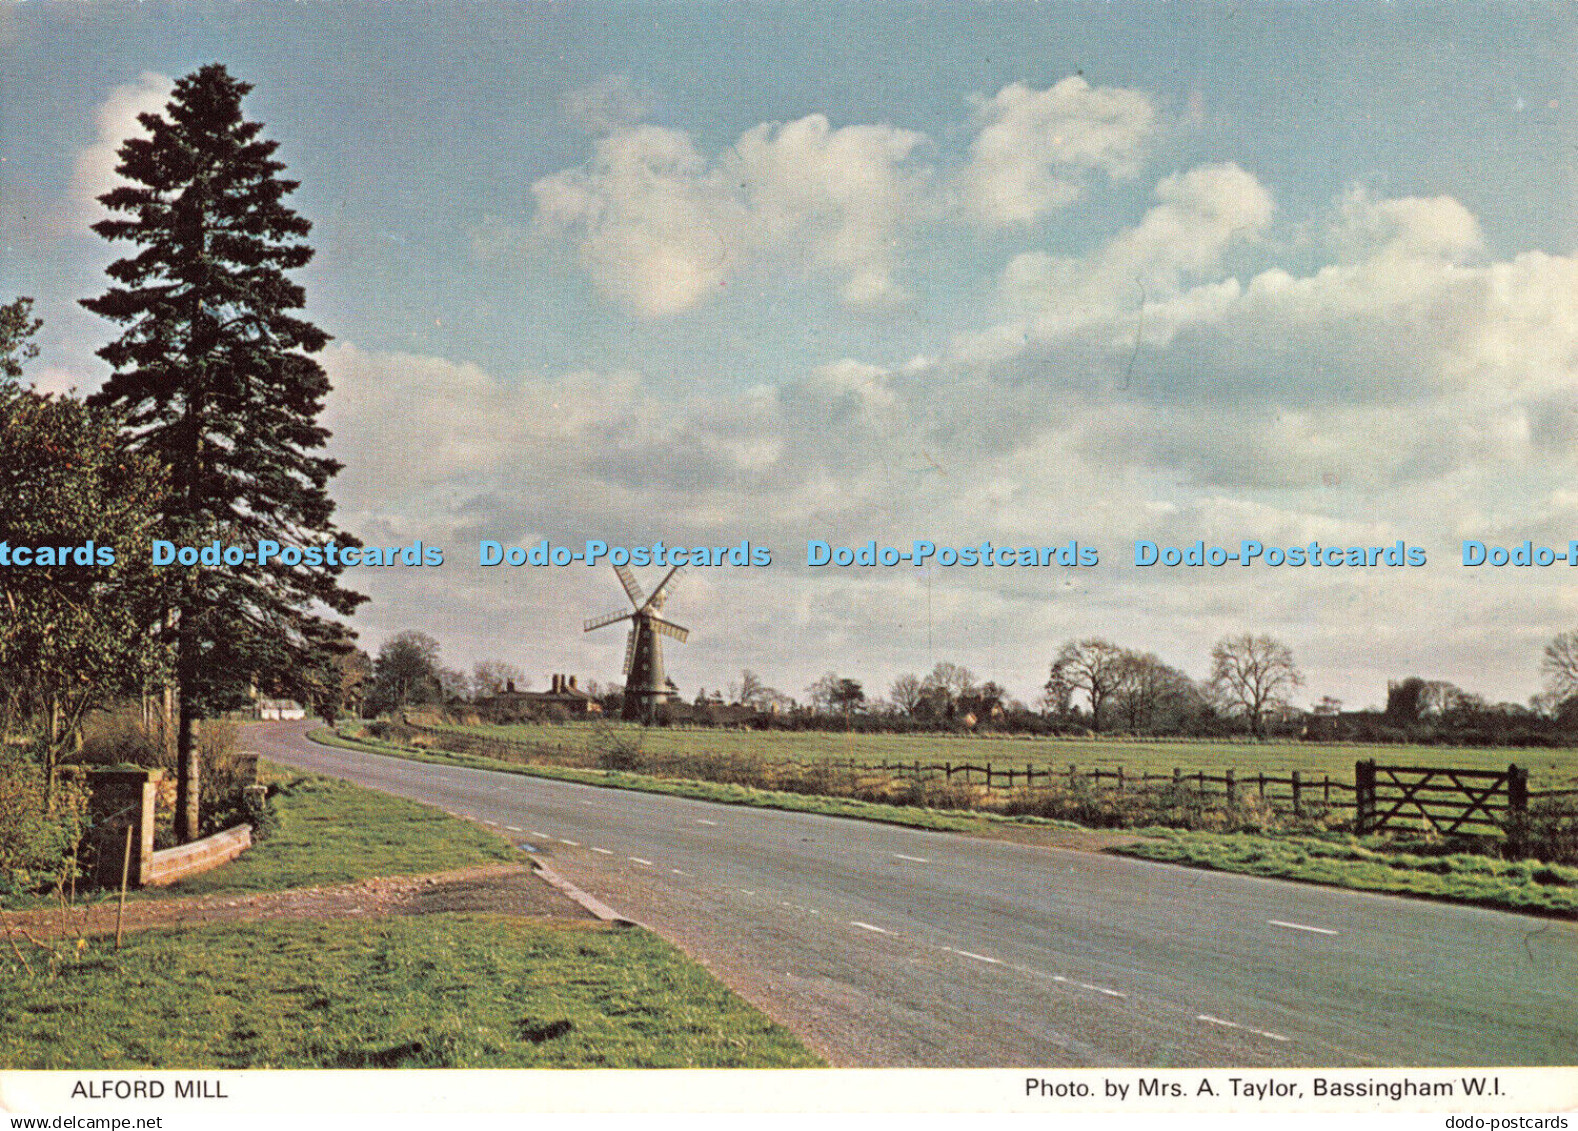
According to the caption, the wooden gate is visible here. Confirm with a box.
[1354,760,1528,849]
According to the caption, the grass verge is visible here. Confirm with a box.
[147,765,521,898]
[310,725,1078,836]
[316,727,1578,918]
[0,915,821,1068]
[1113,831,1578,917]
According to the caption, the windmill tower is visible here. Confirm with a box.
[584,564,689,723]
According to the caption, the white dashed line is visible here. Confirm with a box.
[529,831,550,839]
[1195,1014,1290,1042]
[1268,919,1339,936]
[591,847,613,855]
[559,839,580,847]
[738,889,756,896]
[505,825,522,832]
[670,868,691,877]
[850,921,889,934]
[1051,975,1127,999]
[483,820,498,827]
[891,853,929,863]
[628,857,654,866]
[946,948,1001,965]
[1081,983,1127,999]
[695,819,718,826]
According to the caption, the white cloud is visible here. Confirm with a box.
[531,124,748,316]
[66,72,173,226]
[962,77,1158,227]
[531,114,930,315]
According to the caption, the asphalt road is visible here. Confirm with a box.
[250,721,1578,1068]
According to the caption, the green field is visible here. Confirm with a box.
[0,916,820,1068]
[443,720,1578,791]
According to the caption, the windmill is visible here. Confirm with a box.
[584,563,689,723]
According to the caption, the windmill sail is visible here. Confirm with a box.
[649,617,689,642]
[585,609,632,633]
[615,563,645,607]
[622,626,637,675]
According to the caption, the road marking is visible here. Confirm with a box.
[739,889,756,896]
[1195,1014,1290,1043]
[628,857,654,866]
[1080,982,1127,999]
[505,825,522,832]
[591,847,613,855]
[670,868,692,877]
[529,831,550,839]
[850,921,889,934]
[559,839,580,847]
[1051,974,1126,999]
[1268,919,1338,936]
[891,853,929,863]
[580,799,595,806]
[483,820,498,827]
[946,947,1001,965]
[695,819,718,826]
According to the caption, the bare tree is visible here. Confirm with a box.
[1111,652,1201,733]
[888,672,926,716]
[471,659,526,698]
[730,668,768,708]
[1048,639,1129,732]
[1544,630,1578,703]
[1209,634,1302,737]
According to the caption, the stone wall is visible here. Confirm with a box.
[145,824,253,887]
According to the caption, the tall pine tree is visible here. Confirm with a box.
[83,64,364,840]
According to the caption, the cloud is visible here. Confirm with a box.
[65,72,173,227]
[962,77,1158,227]
[531,114,930,315]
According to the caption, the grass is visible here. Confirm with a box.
[0,915,821,1068]
[311,725,1077,836]
[1,759,824,1068]
[445,719,1578,790]
[142,765,522,899]
[318,726,1578,919]
[1113,831,1578,917]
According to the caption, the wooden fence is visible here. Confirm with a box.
[397,720,1574,841]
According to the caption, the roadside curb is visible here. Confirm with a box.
[530,857,640,928]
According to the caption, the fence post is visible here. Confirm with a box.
[1116,765,1124,793]
[945,761,952,782]
[1291,770,1303,817]
[1068,763,1077,788]
[1507,764,1529,858]
[1355,759,1376,835]
[1225,768,1236,805]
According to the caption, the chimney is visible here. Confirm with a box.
[551,674,563,694]
[568,675,578,690]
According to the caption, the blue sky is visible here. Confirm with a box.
[3,2,1577,711]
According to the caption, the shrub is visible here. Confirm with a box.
[1519,796,1578,866]
[76,708,166,767]
[0,744,89,901]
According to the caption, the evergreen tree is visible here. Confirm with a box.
[82,64,364,840]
